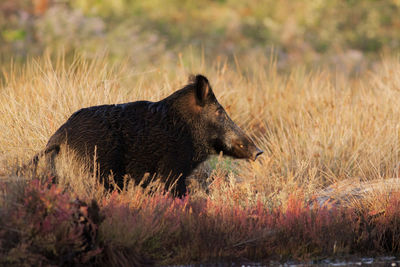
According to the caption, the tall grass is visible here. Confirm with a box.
[1,53,400,265]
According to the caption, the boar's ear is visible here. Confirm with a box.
[194,74,211,106]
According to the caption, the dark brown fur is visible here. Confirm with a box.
[31,75,262,196]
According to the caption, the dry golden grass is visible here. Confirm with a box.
[1,52,400,210]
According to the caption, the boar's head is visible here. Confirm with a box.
[176,75,263,162]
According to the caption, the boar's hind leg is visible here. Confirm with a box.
[16,144,60,180]
[44,145,61,183]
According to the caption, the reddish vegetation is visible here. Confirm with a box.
[0,178,102,266]
[1,177,400,266]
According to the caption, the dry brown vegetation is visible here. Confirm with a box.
[1,53,400,265]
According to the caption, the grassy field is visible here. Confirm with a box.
[1,52,400,265]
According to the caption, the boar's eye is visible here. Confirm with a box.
[239,144,244,149]
[215,108,224,117]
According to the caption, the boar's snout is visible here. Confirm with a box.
[253,147,263,161]
[244,140,263,161]
[223,127,263,162]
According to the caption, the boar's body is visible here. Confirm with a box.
[48,101,200,193]
[41,75,263,196]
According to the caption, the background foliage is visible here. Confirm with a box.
[1,0,400,71]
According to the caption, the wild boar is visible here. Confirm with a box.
[30,75,263,196]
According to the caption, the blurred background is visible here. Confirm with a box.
[1,0,400,74]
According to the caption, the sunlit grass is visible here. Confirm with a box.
[1,52,400,264]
